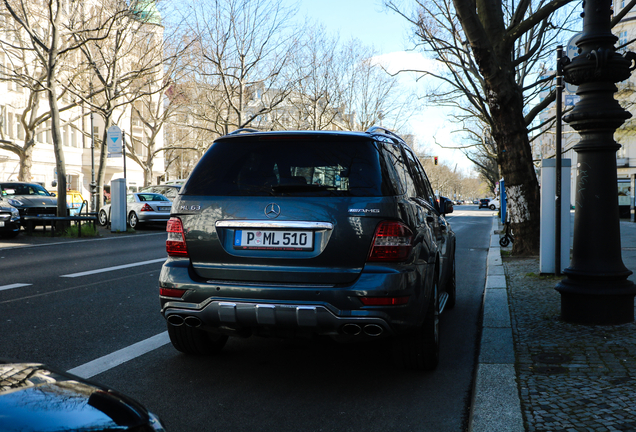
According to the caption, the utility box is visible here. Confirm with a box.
[110,178,127,233]
[540,159,571,274]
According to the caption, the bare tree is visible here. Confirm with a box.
[0,19,90,183]
[181,0,301,135]
[339,39,416,132]
[122,16,192,187]
[278,24,346,130]
[67,1,168,209]
[1,0,122,220]
[387,0,585,254]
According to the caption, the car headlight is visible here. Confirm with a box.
[7,198,23,207]
[10,208,19,219]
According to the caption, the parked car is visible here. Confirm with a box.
[478,198,490,209]
[159,127,456,371]
[488,198,500,210]
[0,182,57,224]
[0,198,21,238]
[139,184,181,201]
[98,192,172,229]
[51,190,87,216]
[0,359,166,431]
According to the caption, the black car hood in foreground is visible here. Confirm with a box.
[0,360,166,431]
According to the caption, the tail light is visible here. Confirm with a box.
[359,296,410,306]
[367,221,413,262]
[160,287,186,298]
[166,217,188,257]
[140,203,153,212]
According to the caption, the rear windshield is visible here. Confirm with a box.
[182,136,395,197]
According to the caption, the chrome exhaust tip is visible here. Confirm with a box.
[341,323,362,336]
[363,324,384,336]
[167,314,185,326]
[184,316,202,328]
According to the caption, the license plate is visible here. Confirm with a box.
[158,206,171,211]
[0,221,4,227]
[234,229,313,251]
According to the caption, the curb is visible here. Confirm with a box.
[468,216,524,432]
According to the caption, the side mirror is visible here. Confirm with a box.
[439,196,454,215]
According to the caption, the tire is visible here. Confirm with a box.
[0,230,20,239]
[489,204,496,210]
[446,256,457,309]
[167,324,229,355]
[499,235,511,247]
[394,278,440,371]
[98,210,108,227]
[128,211,139,229]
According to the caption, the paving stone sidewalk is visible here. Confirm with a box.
[505,257,636,431]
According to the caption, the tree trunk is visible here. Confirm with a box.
[486,74,540,255]
[18,143,33,182]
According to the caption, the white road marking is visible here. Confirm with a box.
[67,332,170,379]
[0,283,32,292]
[60,258,167,278]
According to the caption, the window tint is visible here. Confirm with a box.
[383,142,417,197]
[403,147,427,198]
[183,136,396,197]
[379,143,405,195]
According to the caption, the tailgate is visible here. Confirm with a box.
[178,196,392,285]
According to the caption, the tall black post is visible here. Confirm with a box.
[556,46,564,276]
[556,0,636,324]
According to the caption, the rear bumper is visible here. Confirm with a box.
[163,299,393,339]
[137,212,170,223]
[159,257,431,339]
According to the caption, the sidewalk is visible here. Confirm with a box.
[470,217,636,432]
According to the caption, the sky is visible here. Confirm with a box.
[290,0,474,173]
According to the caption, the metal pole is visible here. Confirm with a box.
[555,46,563,276]
[122,131,127,191]
[90,83,96,213]
[557,0,636,324]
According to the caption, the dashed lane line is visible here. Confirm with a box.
[60,258,167,278]
[0,283,32,292]
[67,332,170,379]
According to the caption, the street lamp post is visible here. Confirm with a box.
[556,0,636,324]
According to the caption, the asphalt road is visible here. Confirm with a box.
[0,206,494,432]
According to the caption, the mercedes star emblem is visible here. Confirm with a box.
[264,203,281,219]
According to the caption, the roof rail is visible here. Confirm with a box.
[227,128,259,135]
[366,126,403,142]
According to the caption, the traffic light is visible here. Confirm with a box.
[434,156,438,165]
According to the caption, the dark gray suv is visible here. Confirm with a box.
[159,127,456,370]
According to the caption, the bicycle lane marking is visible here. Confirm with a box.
[67,332,170,379]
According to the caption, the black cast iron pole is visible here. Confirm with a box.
[556,0,636,324]
[556,46,564,276]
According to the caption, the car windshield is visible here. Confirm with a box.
[0,183,51,196]
[182,136,394,197]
